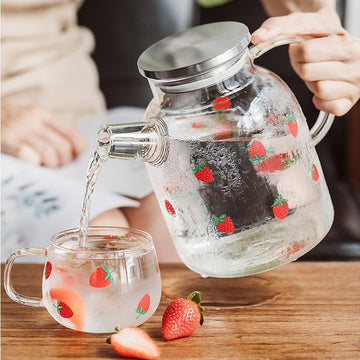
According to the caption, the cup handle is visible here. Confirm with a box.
[249,35,335,145]
[4,248,46,307]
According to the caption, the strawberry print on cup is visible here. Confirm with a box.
[54,300,73,319]
[136,294,150,319]
[152,257,160,273]
[89,266,117,288]
[44,261,52,280]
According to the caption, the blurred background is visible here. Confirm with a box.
[77,0,360,260]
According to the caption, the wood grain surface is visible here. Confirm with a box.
[2,262,360,360]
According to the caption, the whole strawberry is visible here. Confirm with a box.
[162,291,204,341]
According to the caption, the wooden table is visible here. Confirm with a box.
[2,262,360,360]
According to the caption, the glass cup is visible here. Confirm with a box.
[4,226,162,333]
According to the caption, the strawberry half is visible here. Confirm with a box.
[106,326,161,360]
[162,291,204,341]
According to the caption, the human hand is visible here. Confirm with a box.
[251,11,360,116]
[1,104,87,167]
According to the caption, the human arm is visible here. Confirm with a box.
[251,0,360,116]
[1,104,87,167]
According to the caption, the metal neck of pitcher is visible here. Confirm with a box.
[97,117,169,166]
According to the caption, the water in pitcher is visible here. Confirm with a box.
[146,122,334,277]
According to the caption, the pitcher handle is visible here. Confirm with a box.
[249,35,335,146]
[4,247,46,307]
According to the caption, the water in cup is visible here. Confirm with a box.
[42,229,161,333]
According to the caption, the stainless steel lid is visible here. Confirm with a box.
[137,22,250,81]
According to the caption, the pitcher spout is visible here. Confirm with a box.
[97,117,169,166]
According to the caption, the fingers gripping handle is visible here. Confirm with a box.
[4,248,46,307]
[249,35,335,145]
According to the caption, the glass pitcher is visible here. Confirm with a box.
[97,22,334,278]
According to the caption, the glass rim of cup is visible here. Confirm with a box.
[50,226,154,256]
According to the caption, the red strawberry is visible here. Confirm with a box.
[213,214,235,233]
[136,294,151,318]
[107,326,161,360]
[44,261,52,279]
[54,300,73,319]
[249,140,267,166]
[256,153,287,173]
[287,111,298,137]
[255,151,301,173]
[311,163,319,181]
[165,199,176,216]
[193,162,214,183]
[89,266,117,288]
[152,257,160,273]
[272,194,289,220]
[50,288,84,330]
[211,95,231,112]
[162,291,204,341]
